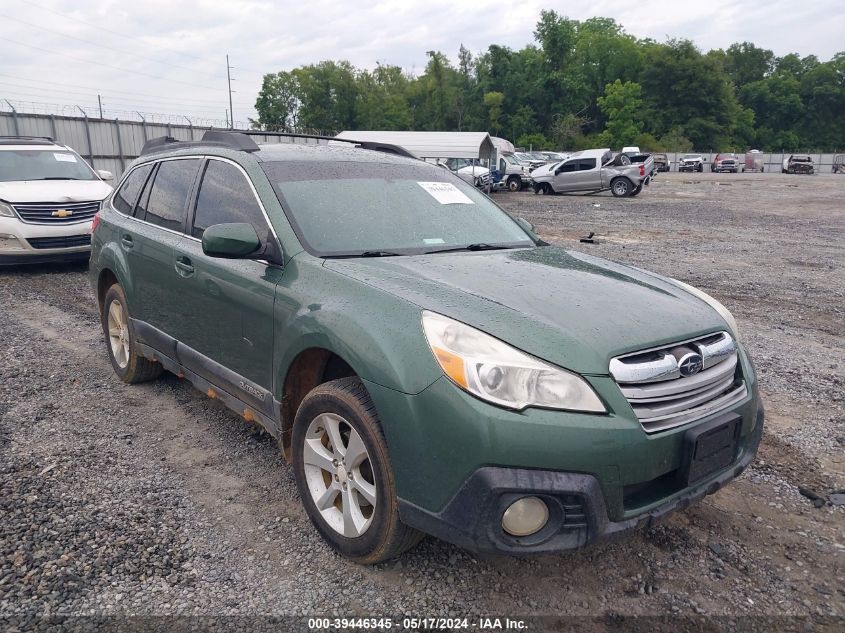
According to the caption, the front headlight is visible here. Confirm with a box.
[0,201,15,218]
[421,311,606,412]
[669,278,741,341]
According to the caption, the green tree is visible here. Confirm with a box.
[596,79,643,147]
[293,61,359,132]
[254,71,301,131]
[483,91,505,134]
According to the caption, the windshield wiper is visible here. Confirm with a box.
[360,250,402,257]
[323,250,403,259]
[424,243,514,254]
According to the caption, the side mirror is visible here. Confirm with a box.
[202,223,261,258]
[96,169,114,181]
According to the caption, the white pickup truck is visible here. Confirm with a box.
[531,148,653,197]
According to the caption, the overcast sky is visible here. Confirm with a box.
[1,0,842,127]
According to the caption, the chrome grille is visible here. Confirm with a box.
[610,332,746,433]
[12,200,100,224]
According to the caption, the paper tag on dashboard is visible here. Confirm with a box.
[54,153,78,162]
[417,181,474,205]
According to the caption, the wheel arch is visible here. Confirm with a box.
[277,346,364,462]
[94,242,133,314]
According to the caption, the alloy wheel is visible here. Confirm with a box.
[107,300,130,369]
[302,412,377,538]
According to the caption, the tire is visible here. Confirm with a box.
[101,284,163,383]
[630,183,643,196]
[610,177,632,197]
[506,177,521,192]
[698,164,703,172]
[534,182,552,195]
[292,377,423,564]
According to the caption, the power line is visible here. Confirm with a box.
[0,72,252,106]
[0,13,228,80]
[5,37,224,93]
[0,78,254,109]
[0,87,250,117]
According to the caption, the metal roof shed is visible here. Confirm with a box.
[335,131,496,162]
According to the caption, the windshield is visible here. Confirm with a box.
[263,161,535,257]
[502,155,520,165]
[682,155,701,160]
[0,149,97,182]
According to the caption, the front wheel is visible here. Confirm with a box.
[101,284,163,383]
[610,177,632,197]
[507,177,521,192]
[292,377,422,564]
[534,182,552,195]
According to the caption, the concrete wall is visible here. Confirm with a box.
[0,111,325,178]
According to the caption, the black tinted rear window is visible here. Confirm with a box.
[113,164,153,215]
[142,159,200,232]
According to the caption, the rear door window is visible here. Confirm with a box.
[141,159,200,232]
[112,164,153,215]
[191,160,269,240]
[578,159,597,171]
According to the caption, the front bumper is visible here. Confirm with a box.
[398,408,763,554]
[367,345,761,555]
[0,216,92,265]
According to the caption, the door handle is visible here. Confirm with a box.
[121,234,133,249]
[174,256,195,277]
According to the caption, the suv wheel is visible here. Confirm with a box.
[292,377,422,563]
[101,284,163,383]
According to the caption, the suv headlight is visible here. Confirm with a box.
[0,201,15,218]
[421,311,606,412]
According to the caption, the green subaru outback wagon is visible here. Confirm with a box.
[90,131,762,563]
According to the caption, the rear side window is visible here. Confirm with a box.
[191,160,268,239]
[142,159,200,232]
[112,164,152,215]
[578,159,596,171]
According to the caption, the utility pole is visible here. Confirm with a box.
[98,94,103,119]
[226,54,235,130]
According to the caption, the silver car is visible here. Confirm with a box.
[531,149,653,197]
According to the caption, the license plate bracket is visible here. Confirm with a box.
[680,414,741,486]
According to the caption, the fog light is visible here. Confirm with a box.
[0,234,24,251]
[502,496,549,537]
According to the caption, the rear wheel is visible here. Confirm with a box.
[101,284,163,383]
[610,177,632,197]
[630,183,643,196]
[292,377,422,564]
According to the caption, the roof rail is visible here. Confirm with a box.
[201,130,259,152]
[240,130,419,160]
[139,131,261,157]
[0,135,56,145]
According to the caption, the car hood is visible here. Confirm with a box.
[0,180,113,203]
[455,166,489,176]
[324,246,729,375]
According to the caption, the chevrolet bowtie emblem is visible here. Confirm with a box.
[52,209,73,218]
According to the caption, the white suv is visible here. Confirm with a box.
[0,136,114,265]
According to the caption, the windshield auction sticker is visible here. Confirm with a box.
[53,153,78,162]
[417,181,474,205]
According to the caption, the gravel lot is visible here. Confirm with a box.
[1,172,843,630]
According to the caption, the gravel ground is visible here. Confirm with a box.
[1,172,843,630]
